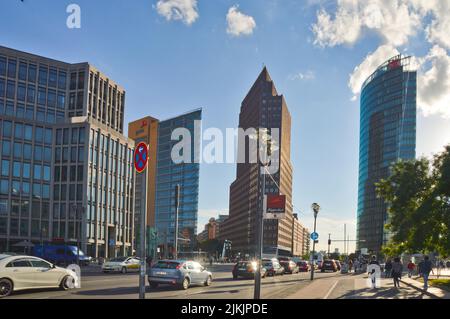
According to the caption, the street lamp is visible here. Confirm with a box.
[251,129,279,300]
[310,203,320,281]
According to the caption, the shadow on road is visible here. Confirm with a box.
[337,286,430,299]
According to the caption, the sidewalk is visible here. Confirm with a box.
[400,276,450,299]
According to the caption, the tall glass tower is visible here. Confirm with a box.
[357,55,417,255]
[155,109,201,257]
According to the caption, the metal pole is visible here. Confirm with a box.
[254,166,265,299]
[139,169,147,299]
[174,185,180,260]
[77,206,80,266]
[328,233,331,258]
[344,224,347,257]
[310,215,317,281]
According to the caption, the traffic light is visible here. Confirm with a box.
[328,239,331,245]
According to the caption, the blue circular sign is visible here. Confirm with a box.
[310,232,319,241]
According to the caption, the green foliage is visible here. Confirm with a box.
[376,145,450,257]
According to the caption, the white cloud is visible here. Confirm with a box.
[156,0,199,25]
[417,45,450,119]
[348,44,400,97]
[410,0,450,50]
[289,70,316,81]
[226,5,256,37]
[315,1,450,119]
[312,0,422,48]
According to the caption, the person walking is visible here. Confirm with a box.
[384,259,393,278]
[392,257,403,288]
[367,256,381,289]
[407,260,416,278]
[349,259,353,273]
[418,255,434,290]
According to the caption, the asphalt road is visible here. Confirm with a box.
[6,264,343,299]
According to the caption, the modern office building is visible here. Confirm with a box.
[357,55,417,254]
[197,214,229,242]
[292,214,310,257]
[128,116,159,257]
[0,46,135,258]
[220,67,305,257]
[129,109,201,258]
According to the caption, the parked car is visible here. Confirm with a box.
[232,261,267,279]
[296,260,310,272]
[280,260,299,274]
[0,254,77,298]
[148,260,213,290]
[262,259,284,276]
[102,256,141,274]
[32,245,92,266]
[321,260,338,272]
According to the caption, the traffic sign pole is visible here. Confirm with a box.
[135,143,149,300]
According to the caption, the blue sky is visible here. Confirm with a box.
[1,0,449,253]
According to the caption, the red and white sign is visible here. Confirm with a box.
[263,195,286,220]
[134,142,149,173]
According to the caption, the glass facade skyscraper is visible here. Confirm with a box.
[129,110,201,258]
[357,55,417,254]
[0,46,135,258]
[155,110,201,256]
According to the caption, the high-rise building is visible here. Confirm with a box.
[0,46,135,258]
[129,109,201,258]
[357,55,417,254]
[220,67,305,257]
[128,116,159,257]
[197,214,228,242]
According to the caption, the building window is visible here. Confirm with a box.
[18,62,27,81]
[49,69,57,88]
[1,160,10,176]
[58,71,67,89]
[39,67,48,86]
[28,64,37,83]
[7,60,17,78]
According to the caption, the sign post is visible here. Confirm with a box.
[135,142,149,300]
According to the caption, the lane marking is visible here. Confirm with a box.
[323,280,339,299]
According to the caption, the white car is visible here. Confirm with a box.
[0,254,77,298]
[102,256,141,274]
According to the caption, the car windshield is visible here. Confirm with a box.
[109,257,128,262]
[154,261,181,269]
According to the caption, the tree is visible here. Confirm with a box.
[376,145,450,257]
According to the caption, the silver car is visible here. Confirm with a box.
[148,260,213,290]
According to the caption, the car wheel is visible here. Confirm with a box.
[204,276,212,286]
[0,278,13,298]
[150,282,159,289]
[59,276,72,291]
[180,277,190,290]
[121,267,127,274]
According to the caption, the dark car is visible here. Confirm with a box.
[296,260,310,272]
[321,260,338,272]
[148,260,213,290]
[280,260,299,274]
[262,259,284,276]
[232,261,267,279]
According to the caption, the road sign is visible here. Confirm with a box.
[263,195,286,219]
[134,142,149,173]
[311,232,319,241]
